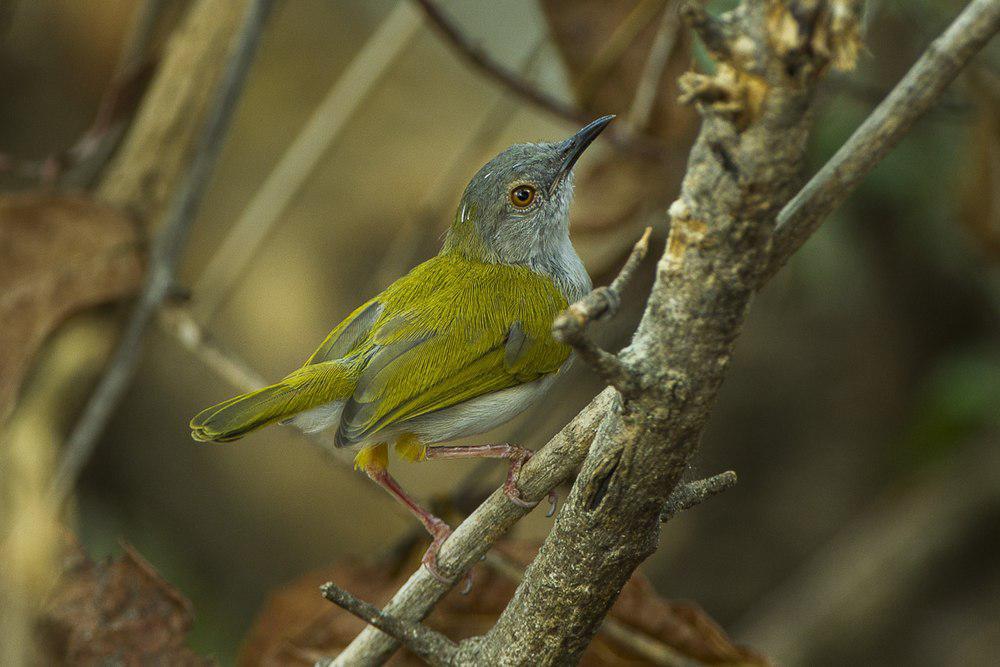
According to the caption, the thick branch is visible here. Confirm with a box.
[49,0,273,504]
[660,471,738,522]
[763,0,1000,283]
[320,582,457,667]
[473,1,865,662]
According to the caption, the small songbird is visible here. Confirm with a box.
[190,116,613,579]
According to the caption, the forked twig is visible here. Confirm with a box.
[552,227,652,394]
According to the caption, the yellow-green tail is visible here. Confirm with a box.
[190,362,356,442]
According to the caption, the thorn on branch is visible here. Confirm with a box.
[660,471,738,522]
[320,582,458,667]
[552,228,651,396]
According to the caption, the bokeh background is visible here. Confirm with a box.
[1,0,999,664]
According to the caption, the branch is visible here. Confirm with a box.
[320,582,457,667]
[411,0,664,157]
[552,228,652,394]
[763,0,1000,283]
[660,471,738,522]
[328,388,613,665]
[49,0,274,504]
[192,1,423,320]
[471,1,867,662]
[336,2,999,664]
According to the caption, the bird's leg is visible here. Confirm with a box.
[424,444,558,516]
[364,467,454,584]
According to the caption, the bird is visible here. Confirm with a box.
[190,115,613,581]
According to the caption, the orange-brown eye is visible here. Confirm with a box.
[509,184,536,208]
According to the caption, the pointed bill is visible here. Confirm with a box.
[549,115,615,194]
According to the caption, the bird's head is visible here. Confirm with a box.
[444,115,614,266]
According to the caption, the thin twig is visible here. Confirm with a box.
[763,0,1000,283]
[575,0,667,104]
[49,0,274,504]
[156,303,360,471]
[626,0,682,134]
[552,228,652,394]
[660,470,738,522]
[411,0,665,158]
[193,0,423,321]
[157,304,269,393]
[320,582,458,667]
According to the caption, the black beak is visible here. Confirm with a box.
[550,115,615,194]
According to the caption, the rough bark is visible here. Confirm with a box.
[472,1,863,662]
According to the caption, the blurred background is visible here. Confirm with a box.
[1,0,999,664]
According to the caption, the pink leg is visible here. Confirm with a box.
[366,468,454,583]
[424,443,558,516]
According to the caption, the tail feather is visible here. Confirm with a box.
[190,362,356,442]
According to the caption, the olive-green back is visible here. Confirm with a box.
[303,253,570,446]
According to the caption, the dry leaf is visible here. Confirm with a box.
[239,540,766,665]
[35,539,211,665]
[0,193,143,427]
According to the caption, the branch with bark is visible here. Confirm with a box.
[329,0,1000,664]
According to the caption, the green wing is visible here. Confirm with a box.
[330,254,570,446]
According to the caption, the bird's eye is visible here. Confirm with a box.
[509,184,536,208]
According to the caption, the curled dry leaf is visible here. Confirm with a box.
[240,540,765,665]
[0,193,143,427]
[35,538,211,665]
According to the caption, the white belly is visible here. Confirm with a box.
[289,374,556,447]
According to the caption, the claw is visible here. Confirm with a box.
[460,570,474,595]
[546,489,558,517]
[420,520,455,584]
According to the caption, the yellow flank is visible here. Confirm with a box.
[353,442,388,471]
[394,433,427,462]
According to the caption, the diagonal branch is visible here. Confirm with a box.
[552,228,652,395]
[49,0,274,504]
[763,0,1000,283]
[320,582,457,667]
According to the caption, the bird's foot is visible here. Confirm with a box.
[503,447,558,517]
[420,517,453,584]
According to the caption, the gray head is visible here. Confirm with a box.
[443,116,614,272]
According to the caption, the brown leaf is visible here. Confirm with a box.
[0,193,143,427]
[35,539,211,665]
[240,540,766,665]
